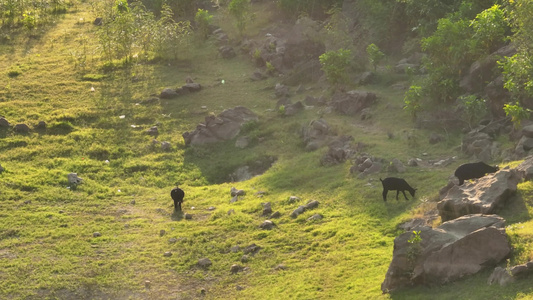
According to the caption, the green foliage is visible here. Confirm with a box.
[277,0,342,18]
[470,4,508,55]
[22,10,37,30]
[503,102,531,130]
[228,0,250,36]
[459,94,488,129]
[366,43,385,71]
[266,61,275,74]
[194,8,212,40]
[407,230,422,264]
[403,85,423,120]
[319,48,352,85]
[500,53,533,101]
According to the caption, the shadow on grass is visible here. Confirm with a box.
[171,210,184,221]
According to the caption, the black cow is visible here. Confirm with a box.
[380,177,416,202]
[171,187,185,211]
[454,162,499,185]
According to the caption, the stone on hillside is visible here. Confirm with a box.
[301,119,332,151]
[305,200,319,210]
[93,232,101,237]
[437,167,521,222]
[184,213,193,220]
[329,90,377,116]
[182,83,202,93]
[0,117,10,128]
[160,88,179,99]
[235,136,250,149]
[183,106,258,146]
[230,264,244,274]
[288,196,300,203]
[284,101,304,116]
[307,214,323,221]
[382,214,510,292]
[262,202,272,216]
[515,155,533,181]
[488,266,514,286]
[145,126,158,136]
[291,206,306,218]
[523,124,533,138]
[275,83,290,98]
[320,135,355,166]
[163,251,172,257]
[259,220,275,230]
[429,133,444,144]
[0,164,4,173]
[219,46,236,59]
[231,187,246,197]
[197,258,212,269]
[13,123,30,133]
[243,243,261,255]
[35,121,46,129]
[516,136,533,153]
[68,173,83,185]
[388,158,406,173]
[270,211,281,219]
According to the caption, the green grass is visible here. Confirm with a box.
[1,1,533,300]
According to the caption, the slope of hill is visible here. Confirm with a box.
[1,1,533,299]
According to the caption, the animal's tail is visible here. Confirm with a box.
[379,178,383,182]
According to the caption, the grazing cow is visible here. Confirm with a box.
[380,177,416,202]
[171,187,185,211]
[454,162,499,185]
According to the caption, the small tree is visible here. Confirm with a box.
[504,102,531,130]
[459,95,488,129]
[194,9,212,40]
[403,85,423,120]
[366,43,385,71]
[228,0,250,36]
[319,48,352,86]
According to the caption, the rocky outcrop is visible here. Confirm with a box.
[437,167,521,222]
[382,214,510,292]
[515,155,533,181]
[301,119,334,151]
[182,106,258,146]
[320,135,356,166]
[329,90,377,116]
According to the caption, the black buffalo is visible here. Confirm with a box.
[171,187,185,211]
[380,177,416,202]
[454,162,499,185]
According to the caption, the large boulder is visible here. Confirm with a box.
[320,135,355,166]
[382,214,510,292]
[301,119,333,151]
[437,167,521,222]
[183,107,258,146]
[329,90,377,116]
[515,155,533,181]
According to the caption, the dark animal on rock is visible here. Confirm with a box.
[380,177,416,202]
[454,162,499,185]
[171,187,185,211]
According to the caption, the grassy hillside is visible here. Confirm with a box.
[1,2,533,299]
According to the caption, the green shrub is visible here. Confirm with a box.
[194,9,212,40]
[504,102,531,130]
[459,95,488,129]
[403,85,423,120]
[319,48,352,86]
[366,43,384,71]
[228,0,250,36]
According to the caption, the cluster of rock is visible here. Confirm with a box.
[182,106,258,146]
[382,155,533,292]
[349,155,383,178]
[0,116,46,134]
[515,123,533,158]
[159,82,202,99]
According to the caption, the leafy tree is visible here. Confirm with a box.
[228,0,250,36]
[319,48,352,86]
[366,43,385,71]
[503,102,531,130]
[459,95,488,129]
[470,4,508,55]
[195,9,213,40]
[403,85,423,120]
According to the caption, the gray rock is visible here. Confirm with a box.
[305,200,319,210]
[307,214,323,221]
[13,123,30,133]
[270,211,281,219]
[488,266,514,286]
[168,238,178,243]
[288,196,300,203]
[67,173,83,185]
[259,220,275,230]
[388,158,406,173]
[437,167,521,221]
[0,117,10,127]
[382,214,510,292]
[235,136,250,149]
[291,205,306,218]
[240,255,250,263]
[161,141,171,151]
[230,264,244,274]
[184,213,193,220]
[243,243,261,254]
[197,258,212,269]
[523,124,533,138]
[163,251,172,257]
[515,155,533,181]
[262,202,272,216]
[145,126,158,136]
[329,90,377,116]
[231,187,246,197]
[93,232,101,237]
[160,88,178,99]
